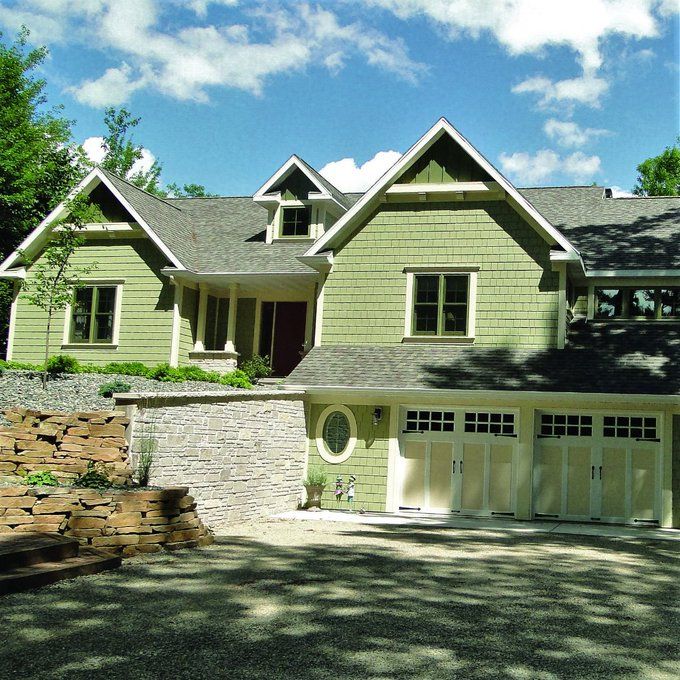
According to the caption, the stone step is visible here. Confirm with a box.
[0,548,121,595]
[0,532,79,570]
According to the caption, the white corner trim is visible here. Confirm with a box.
[112,283,124,346]
[315,404,358,464]
[556,263,567,349]
[304,118,579,258]
[314,276,326,346]
[169,281,183,367]
[5,282,20,361]
[385,404,401,513]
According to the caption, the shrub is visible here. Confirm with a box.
[98,379,132,398]
[303,466,328,487]
[102,361,151,377]
[24,470,59,486]
[219,369,252,389]
[73,461,112,489]
[147,363,184,382]
[176,365,221,383]
[46,354,80,374]
[136,430,157,487]
[239,354,272,382]
[0,359,43,371]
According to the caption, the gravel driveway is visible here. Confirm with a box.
[1,520,678,680]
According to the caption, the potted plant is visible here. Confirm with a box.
[302,466,328,509]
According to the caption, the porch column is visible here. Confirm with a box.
[194,284,208,352]
[224,283,239,354]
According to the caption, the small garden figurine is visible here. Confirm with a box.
[347,474,356,511]
[334,476,344,505]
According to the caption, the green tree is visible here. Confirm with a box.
[166,182,215,197]
[633,139,680,196]
[23,196,97,388]
[0,28,85,354]
[100,107,164,195]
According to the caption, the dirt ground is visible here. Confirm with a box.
[1,519,678,679]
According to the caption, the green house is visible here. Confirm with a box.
[2,118,679,527]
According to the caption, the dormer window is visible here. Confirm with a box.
[281,206,311,238]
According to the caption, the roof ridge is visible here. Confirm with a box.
[99,167,183,212]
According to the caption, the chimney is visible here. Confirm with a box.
[604,188,613,198]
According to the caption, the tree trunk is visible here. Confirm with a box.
[42,307,52,389]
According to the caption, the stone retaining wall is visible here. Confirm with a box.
[0,485,213,556]
[121,391,307,528]
[1,409,132,485]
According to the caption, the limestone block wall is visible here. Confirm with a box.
[0,485,213,556]
[0,409,132,485]
[123,391,307,528]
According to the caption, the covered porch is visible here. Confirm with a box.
[170,271,319,376]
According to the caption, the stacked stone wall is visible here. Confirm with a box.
[125,391,307,528]
[0,409,132,485]
[0,485,212,556]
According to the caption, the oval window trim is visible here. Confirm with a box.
[315,404,357,464]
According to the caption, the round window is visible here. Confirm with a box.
[323,411,350,454]
[316,405,357,463]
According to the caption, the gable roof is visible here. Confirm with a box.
[254,155,351,210]
[0,167,186,273]
[304,118,580,258]
[520,187,680,272]
[285,320,680,397]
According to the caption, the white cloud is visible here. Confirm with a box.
[81,136,106,164]
[366,0,674,107]
[0,0,425,107]
[320,150,402,192]
[543,118,610,148]
[512,74,609,108]
[69,63,146,107]
[609,185,635,197]
[499,148,601,184]
[81,135,156,177]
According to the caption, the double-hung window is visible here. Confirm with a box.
[411,273,471,337]
[70,285,118,344]
[281,206,311,237]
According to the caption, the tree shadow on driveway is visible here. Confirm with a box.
[0,523,678,680]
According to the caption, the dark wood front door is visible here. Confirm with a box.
[259,301,307,376]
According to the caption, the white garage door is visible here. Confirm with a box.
[533,412,662,525]
[399,408,518,517]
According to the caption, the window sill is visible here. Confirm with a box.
[274,236,315,242]
[402,336,475,344]
[61,344,118,349]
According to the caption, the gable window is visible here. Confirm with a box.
[595,287,679,320]
[69,285,119,344]
[281,206,311,237]
[412,273,470,336]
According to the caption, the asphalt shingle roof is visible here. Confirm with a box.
[285,321,680,396]
[104,170,680,275]
[520,187,680,271]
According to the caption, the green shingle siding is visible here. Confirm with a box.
[12,238,174,366]
[322,201,559,348]
[307,403,390,512]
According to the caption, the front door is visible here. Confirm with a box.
[259,301,307,376]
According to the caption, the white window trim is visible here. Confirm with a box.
[315,404,358,464]
[62,279,124,348]
[276,201,315,241]
[403,267,478,343]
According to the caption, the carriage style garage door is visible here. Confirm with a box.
[399,408,518,517]
[533,411,662,525]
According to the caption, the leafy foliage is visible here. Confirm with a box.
[219,369,252,389]
[73,461,112,489]
[100,107,163,195]
[102,361,151,377]
[24,470,59,486]
[239,354,272,382]
[46,354,80,374]
[23,194,96,388]
[303,466,328,487]
[633,139,680,196]
[98,379,132,397]
[0,28,86,355]
[145,363,251,387]
[166,182,215,198]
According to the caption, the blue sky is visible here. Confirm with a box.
[1,0,678,196]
